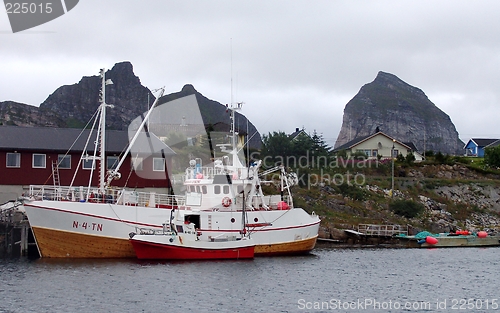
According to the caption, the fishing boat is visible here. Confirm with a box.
[397,231,500,248]
[23,68,320,258]
[129,206,254,260]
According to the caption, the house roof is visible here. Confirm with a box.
[486,139,500,148]
[0,125,175,155]
[465,138,500,149]
[403,142,419,152]
[333,132,415,152]
[289,128,309,140]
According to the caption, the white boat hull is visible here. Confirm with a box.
[24,201,320,258]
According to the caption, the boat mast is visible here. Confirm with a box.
[98,69,113,194]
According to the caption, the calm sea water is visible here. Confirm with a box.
[1,244,499,313]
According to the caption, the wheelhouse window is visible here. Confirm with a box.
[214,185,221,194]
[6,153,20,168]
[153,158,165,171]
[58,154,71,169]
[107,156,119,170]
[32,154,46,168]
[223,185,230,194]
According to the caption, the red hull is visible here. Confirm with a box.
[130,239,255,260]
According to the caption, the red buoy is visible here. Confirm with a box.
[425,236,438,245]
[477,231,488,238]
[277,201,290,210]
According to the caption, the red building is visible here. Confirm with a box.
[0,126,175,202]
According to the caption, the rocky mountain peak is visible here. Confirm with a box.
[335,72,464,155]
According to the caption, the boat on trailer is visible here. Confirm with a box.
[23,68,320,258]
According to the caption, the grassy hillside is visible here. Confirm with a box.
[269,156,500,237]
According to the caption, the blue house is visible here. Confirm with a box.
[463,138,499,157]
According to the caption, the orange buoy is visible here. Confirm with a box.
[425,236,438,245]
[477,231,488,238]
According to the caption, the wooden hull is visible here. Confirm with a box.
[254,235,318,256]
[130,238,255,260]
[31,226,136,258]
[400,235,500,248]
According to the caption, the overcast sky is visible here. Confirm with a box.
[1,0,499,147]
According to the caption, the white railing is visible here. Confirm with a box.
[27,185,185,208]
[358,224,408,236]
[185,166,248,180]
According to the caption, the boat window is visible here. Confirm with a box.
[202,186,207,194]
[214,185,221,194]
[237,185,244,194]
[176,225,183,233]
[189,186,195,192]
[223,185,230,194]
[196,186,201,193]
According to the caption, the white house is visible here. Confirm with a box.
[333,131,424,161]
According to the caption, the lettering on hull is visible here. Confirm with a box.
[72,221,103,231]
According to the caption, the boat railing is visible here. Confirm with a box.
[247,194,293,210]
[358,224,408,236]
[185,166,248,180]
[27,185,186,208]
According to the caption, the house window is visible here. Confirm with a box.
[107,156,119,170]
[393,149,399,157]
[131,157,143,171]
[82,159,96,170]
[6,153,20,168]
[32,154,46,168]
[58,155,71,169]
[371,150,378,158]
[153,158,165,171]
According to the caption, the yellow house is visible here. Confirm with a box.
[333,132,424,161]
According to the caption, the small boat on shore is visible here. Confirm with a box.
[397,231,500,248]
[129,210,255,260]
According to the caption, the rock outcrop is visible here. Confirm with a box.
[335,71,464,155]
[39,61,155,130]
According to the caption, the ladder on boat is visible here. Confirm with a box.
[52,160,60,187]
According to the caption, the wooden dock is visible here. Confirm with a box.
[0,201,39,258]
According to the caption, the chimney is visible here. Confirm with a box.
[296,127,299,132]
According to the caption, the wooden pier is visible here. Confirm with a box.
[0,201,39,258]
